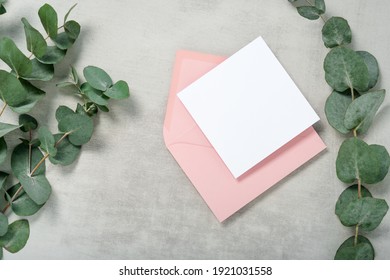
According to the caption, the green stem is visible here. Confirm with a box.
[0,102,7,117]
[354,225,359,246]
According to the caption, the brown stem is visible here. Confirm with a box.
[357,178,362,199]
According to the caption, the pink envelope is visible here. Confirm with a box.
[163,50,326,222]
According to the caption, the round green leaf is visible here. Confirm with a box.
[21,59,54,81]
[325,91,352,134]
[0,70,28,107]
[0,37,32,77]
[64,20,81,40]
[49,134,81,166]
[38,3,58,39]
[336,138,390,184]
[55,105,74,122]
[83,66,113,91]
[11,184,44,217]
[53,32,73,50]
[357,51,379,91]
[0,212,7,236]
[104,80,130,99]
[21,18,47,58]
[38,126,57,156]
[11,143,51,205]
[335,235,374,260]
[0,219,30,253]
[324,47,369,92]
[0,122,20,138]
[19,114,38,132]
[344,90,385,134]
[58,113,94,145]
[10,79,45,114]
[0,137,6,165]
[297,6,321,20]
[321,17,352,48]
[335,184,372,218]
[339,197,389,231]
[36,46,66,64]
[81,83,108,106]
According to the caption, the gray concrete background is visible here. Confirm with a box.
[1,0,390,259]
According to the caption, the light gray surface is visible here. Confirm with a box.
[1,0,390,259]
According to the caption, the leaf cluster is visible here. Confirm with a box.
[289,0,389,260]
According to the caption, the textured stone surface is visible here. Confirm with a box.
[1,0,389,259]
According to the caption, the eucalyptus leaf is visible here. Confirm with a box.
[55,105,75,122]
[10,79,45,114]
[70,66,79,84]
[0,4,5,15]
[336,138,390,184]
[19,114,38,132]
[56,81,76,89]
[325,91,352,134]
[0,219,30,253]
[64,20,81,40]
[38,3,58,39]
[104,80,130,99]
[36,46,66,64]
[49,134,81,166]
[0,70,28,107]
[321,17,352,48]
[357,51,379,92]
[11,184,43,216]
[21,59,54,81]
[0,37,32,77]
[21,18,47,58]
[83,66,113,91]
[0,171,8,191]
[0,122,21,138]
[344,90,385,134]
[11,143,51,205]
[38,126,57,156]
[64,3,77,24]
[297,6,321,20]
[97,104,109,112]
[324,47,369,92]
[315,0,326,13]
[335,185,372,218]
[335,235,374,260]
[53,32,73,50]
[81,83,108,106]
[0,137,7,165]
[58,113,94,145]
[0,212,7,237]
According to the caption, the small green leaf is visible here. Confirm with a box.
[0,138,7,165]
[9,79,45,114]
[75,103,88,116]
[104,80,130,99]
[11,144,51,205]
[0,212,7,237]
[0,122,20,138]
[0,219,30,253]
[70,66,79,84]
[339,197,388,231]
[335,185,372,218]
[357,51,379,91]
[53,32,73,50]
[64,3,77,24]
[19,114,38,132]
[83,66,113,91]
[321,17,352,48]
[49,134,81,166]
[55,105,75,122]
[21,18,47,58]
[11,184,43,216]
[336,138,390,184]
[64,20,81,40]
[36,46,66,64]
[335,235,374,260]
[58,113,94,145]
[297,6,321,20]
[38,3,58,39]
[0,171,8,191]
[344,90,385,134]
[56,81,76,89]
[0,4,6,15]
[325,91,352,134]
[97,104,109,113]
[38,126,57,156]
[81,83,108,106]
[315,0,326,13]
[324,47,369,92]
[21,59,54,81]
[0,70,28,107]
[0,37,32,77]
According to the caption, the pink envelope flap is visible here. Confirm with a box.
[163,50,326,222]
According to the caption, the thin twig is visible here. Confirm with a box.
[0,102,7,117]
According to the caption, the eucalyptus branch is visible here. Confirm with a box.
[289,0,390,260]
